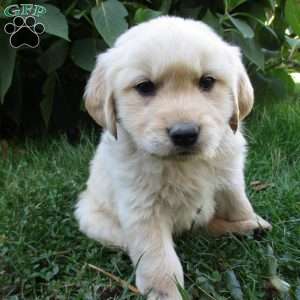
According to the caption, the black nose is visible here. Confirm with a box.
[168,123,199,147]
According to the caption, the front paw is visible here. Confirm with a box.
[207,213,272,236]
[136,265,183,300]
[147,289,182,300]
[253,213,272,230]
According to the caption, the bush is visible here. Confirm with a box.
[0,0,299,137]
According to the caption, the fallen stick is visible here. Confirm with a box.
[87,263,140,295]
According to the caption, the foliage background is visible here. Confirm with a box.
[0,0,299,138]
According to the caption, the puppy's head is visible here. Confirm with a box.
[85,16,253,158]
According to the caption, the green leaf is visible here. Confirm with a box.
[236,3,267,22]
[39,4,70,41]
[40,73,56,128]
[71,38,106,72]
[134,8,162,24]
[228,15,254,38]
[272,5,288,41]
[91,0,128,47]
[37,40,69,74]
[285,0,300,35]
[269,69,295,97]
[224,270,244,300]
[228,32,264,70]
[160,0,172,14]
[232,12,278,40]
[178,2,202,19]
[256,26,280,51]
[225,0,247,12]
[254,69,295,101]
[202,10,223,35]
[0,32,16,104]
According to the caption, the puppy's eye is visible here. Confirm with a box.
[135,80,156,96]
[199,75,216,91]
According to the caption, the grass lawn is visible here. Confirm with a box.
[1,95,300,299]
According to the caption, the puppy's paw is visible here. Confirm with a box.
[137,267,183,300]
[146,288,182,300]
[207,213,272,236]
[253,214,272,230]
[138,278,183,300]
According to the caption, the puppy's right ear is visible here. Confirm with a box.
[229,47,254,133]
[84,54,117,139]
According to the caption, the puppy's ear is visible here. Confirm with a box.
[230,48,254,133]
[84,54,117,139]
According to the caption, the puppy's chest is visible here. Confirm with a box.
[156,162,216,231]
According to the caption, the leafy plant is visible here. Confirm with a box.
[0,0,299,137]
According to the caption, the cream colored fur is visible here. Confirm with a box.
[75,16,271,300]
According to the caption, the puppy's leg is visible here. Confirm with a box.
[120,211,183,300]
[75,192,125,249]
[208,185,271,236]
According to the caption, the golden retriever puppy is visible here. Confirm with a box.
[75,16,271,300]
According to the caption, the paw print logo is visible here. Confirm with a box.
[4,16,45,48]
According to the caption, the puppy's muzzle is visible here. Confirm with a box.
[168,122,199,147]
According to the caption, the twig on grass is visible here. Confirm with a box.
[87,263,140,295]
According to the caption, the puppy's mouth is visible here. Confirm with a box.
[176,149,200,158]
[160,146,201,161]
[176,149,197,156]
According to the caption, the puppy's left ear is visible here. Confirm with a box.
[230,48,254,133]
[84,54,118,139]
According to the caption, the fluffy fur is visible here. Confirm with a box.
[75,16,271,300]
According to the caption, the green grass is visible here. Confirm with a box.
[1,96,300,299]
